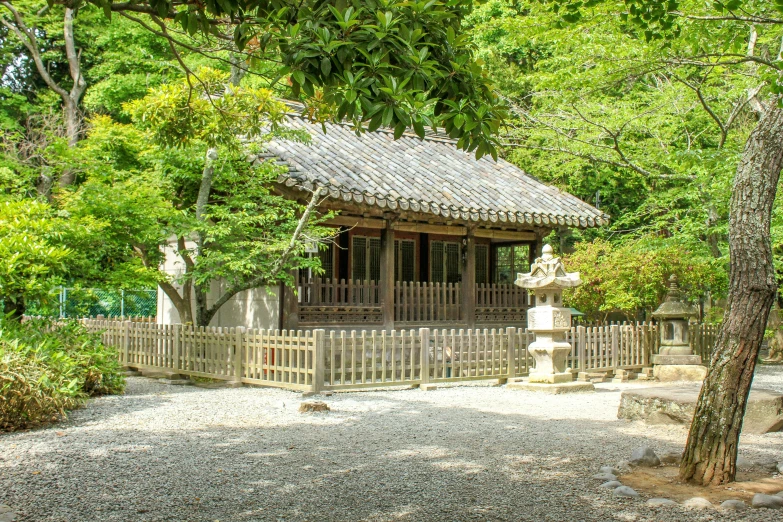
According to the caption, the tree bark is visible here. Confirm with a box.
[679,104,783,486]
[194,148,217,327]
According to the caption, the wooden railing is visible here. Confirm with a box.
[476,283,529,307]
[298,278,529,325]
[82,319,674,392]
[691,322,719,361]
[298,278,380,306]
[84,319,320,391]
[394,281,461,323]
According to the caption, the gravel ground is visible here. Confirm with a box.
[1,366,782,522]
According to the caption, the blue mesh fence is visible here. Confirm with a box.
[27,288,157,318]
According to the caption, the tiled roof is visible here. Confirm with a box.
[252,116,609,228]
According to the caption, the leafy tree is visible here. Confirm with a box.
[69,70,333,326]
[0,199,90,318]
[66,0,506,159]
[562,238,726,322]
[521,0,783,485]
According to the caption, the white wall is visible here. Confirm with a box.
[156,240,280,329]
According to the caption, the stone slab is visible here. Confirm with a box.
[420,383,438,391]
[507,381,596,394]
[653,365,708,382]
[141,370,188,380]
[652,354,703,365]
[618,385,783,434]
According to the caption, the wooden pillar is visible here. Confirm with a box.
[280,271,299,331]
[461,226,476,328]
[380,219,395,331]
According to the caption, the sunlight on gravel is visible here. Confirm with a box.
[1,366,782,521]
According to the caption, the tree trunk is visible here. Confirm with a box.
[3,297,25,321]
[679,104,783,486]
[193,148,217,326]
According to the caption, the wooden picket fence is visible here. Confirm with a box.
[80,319,677,392]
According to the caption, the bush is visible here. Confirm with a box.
[0,318,125,431]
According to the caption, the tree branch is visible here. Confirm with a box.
[204,188,323,322]
[0,2,70,100]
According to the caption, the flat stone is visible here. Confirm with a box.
[613,486,639,498]
[420,383,438,391]
[646,411,684,425]
[141,370,188,380]
[659,451,682,465]
[299,401,330,413]
[159,379,192,385]
[614,460,633,474]
[124,370,141,377]
[682,497,714,510]
[751,493,783,509]
[651,355,703,365]
[630,447,660,467]
[653,364,708,382]
[593,473,618,481]
[720,500,748,511]
[646,498,677,507]
[599,481,622,488]
[618,386,783,434]
[0,506,15,522]
[599,466,619,475]
[322,391,334,397]
[301,391,316,398]
[777,490,783,498]
[507,381,596,394]
[756,457,780,472]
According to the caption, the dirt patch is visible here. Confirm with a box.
[621,466,783,503]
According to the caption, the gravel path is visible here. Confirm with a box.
[1,366,782,522]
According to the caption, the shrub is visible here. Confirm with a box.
[0,318,125,431]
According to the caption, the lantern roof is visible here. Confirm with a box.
[652,275,699,319]
[515,244,581,290]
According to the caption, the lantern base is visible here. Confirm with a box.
[529,371,575,384]
[651,354,702,365]
[653,365,708,382]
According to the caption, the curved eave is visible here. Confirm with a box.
[280,172,610,229]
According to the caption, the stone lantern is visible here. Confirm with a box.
[508,244,595,393]
[651,275,706,381]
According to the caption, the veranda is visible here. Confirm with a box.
[82,318,718,393]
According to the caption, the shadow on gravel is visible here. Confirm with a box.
[2,377,782,522]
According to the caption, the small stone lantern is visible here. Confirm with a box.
[509,244,594,393]
[651,275,706,381]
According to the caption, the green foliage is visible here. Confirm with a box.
[79,0,505,159]
[0,318,125,431]
[562,238,727,321]
[0,199,72,315]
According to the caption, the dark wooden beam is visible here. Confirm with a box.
[461,226,476,328]
[380,218,396,331]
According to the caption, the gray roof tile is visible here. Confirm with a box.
[255,116,608,228]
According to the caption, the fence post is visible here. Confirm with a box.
[611,324,619,370]
[173,324,181,371]
[419,328,431,385]
[234,327,245,383]
[313,329,325,393]
[122,320,131,367]
[577,326,586,373]
[505,327,517,382]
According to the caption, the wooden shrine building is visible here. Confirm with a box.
[245,115,608,331]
